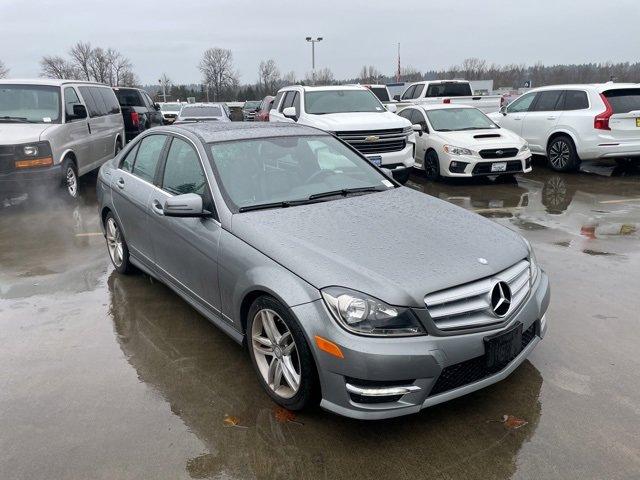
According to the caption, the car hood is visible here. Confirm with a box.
[303,111,411,132]
[230,187,528,307]
[0,123,56,144]
[434,128,525,149]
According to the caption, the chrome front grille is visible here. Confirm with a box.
[424,260,531,331]
[335,127,411,155]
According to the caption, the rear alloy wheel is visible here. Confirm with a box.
[547,136,579,172]
[62,158,79,199]
[105,212,133,274]
[247,296,318,411]
[424,150,441,181]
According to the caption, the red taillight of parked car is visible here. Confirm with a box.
[131,111,140,127]
[594,93,613,130]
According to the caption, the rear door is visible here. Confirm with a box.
[96,87,124,156]
[604,88,640,139]
[78,86,111,169]
[111,134,168,270]
[522,90,563,152]
[500,91,537,136]
[148,135,222,312]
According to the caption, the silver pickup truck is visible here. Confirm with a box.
[393,80,503,114]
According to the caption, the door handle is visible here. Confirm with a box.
[151,199,164,215]
[116,178,125,189]
[87,123,92,134]
[547,116,557,120]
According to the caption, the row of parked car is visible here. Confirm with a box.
[2,77,639,200]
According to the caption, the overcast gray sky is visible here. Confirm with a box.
[1,0,638,85]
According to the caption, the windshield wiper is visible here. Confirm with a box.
[238,199,311,212]
[308,186,386,200]
[0,116,31,123]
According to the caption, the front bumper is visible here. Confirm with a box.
[438,152,532,177]
[365,143,416,170]
[0,164,62,195]
[291,271,549,420]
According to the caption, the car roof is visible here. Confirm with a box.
[411,103,477,111]
[527,82,640,93]
[0,78,108,87]
[181,102,225,107]
[280,84,367,92]
[161,122,326,143]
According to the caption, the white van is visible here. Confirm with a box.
[0,79,125,198]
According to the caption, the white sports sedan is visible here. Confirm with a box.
[398,104,532,180]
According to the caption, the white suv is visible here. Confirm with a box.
[488,83,640,171]
[269,85,415,183]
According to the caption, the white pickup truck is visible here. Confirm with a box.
[269,85,416,183]
[394,80,503,114]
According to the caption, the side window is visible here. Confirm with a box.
[398,108,413,121]
[143,92,155,109]
[410,109,427,129]
[98,88,120,114]
[507,92,536,113]
[120,143,139,172]
[531,90,563,112]
[412,84,424,99]
[272,91,284,111]
[64,87,82,121]
[131,135,166,183]
[292,92,301,114]
[162,138,207,196]
[562,90,589,111]
[280,91,295,111]
[78,86,99,117]
[401,85,416,100]
[89,87,109,116]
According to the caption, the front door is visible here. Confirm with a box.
[501,91,537,137]
[521,90,563,153]
[148,135,222,313]
[111,134,168,269]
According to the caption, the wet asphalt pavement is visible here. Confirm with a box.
[1,159,640,479]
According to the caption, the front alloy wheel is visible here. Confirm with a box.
[63,160,78,198]
[251,308,301,399]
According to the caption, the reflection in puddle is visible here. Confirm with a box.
[108,272,543,479]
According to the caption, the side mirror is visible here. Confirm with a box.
[163,193,205,217]
[154,103,161,111]
[386,103,397,113]
[282,106,298,121]
[412,124,424,136]
[393,94,401,101]
[72,104,87,119]
[500,105,507,115]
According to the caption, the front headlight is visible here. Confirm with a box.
[23,145,39,156]
[443,145,474,156]
[321,287,426,336]
[524,239,539,285]
[519,143,530,153]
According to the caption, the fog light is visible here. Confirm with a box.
[23,145,38,156]
[449,161,468,173]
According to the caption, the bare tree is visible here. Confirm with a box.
[306,67,334,85]
[199,48,239,101]
[0,60,8,78]
[258,59,280,95]
[40,55,78,79]
[358,65,382,83]
[401,66,423,82]
[158,73,172,101]
[69,42,93,80]
[281,70,297,86]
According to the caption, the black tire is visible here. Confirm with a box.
[61,157,79,199]
[247,295,319,411]
[114,139,122,157]
[392,168,411,185]
[104,211,134,274]
[547,135,580,172]
[424,150,441,181]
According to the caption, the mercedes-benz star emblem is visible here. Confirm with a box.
[490,281,512,317]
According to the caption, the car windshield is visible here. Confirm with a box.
[209,135,393,211]
[181,106,223,117]
[0,84,61,123]
[305,90,385,114]
[426,108,499,131]
[162,102,182,111]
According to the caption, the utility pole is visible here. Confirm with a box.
[158,79,167,102]
[305,36,323,84]
[396,43,401,83]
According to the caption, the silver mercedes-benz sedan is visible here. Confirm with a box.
[97,122,550,420]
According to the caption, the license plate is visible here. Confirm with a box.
[484,323,523,370]
[491,162,507,172]
[636,118,640,127]
[368,155,382,166]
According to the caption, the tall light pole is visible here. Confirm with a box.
[305,36,323,84]
[158,79,167,102]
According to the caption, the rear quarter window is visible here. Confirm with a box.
[603,89,640,113]
[562,90,589,110]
